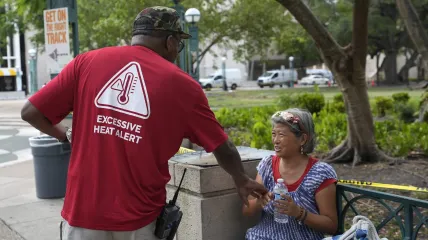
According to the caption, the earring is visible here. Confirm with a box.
[300,145,304,155]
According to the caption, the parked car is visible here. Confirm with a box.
[299,74,331,85]
[306,69,334,82]
[199,68,242,90]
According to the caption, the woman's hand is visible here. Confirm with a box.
[256,192,274,208]
[274,194,301,218]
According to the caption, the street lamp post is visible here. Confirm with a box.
[172,0,187,72]
[222,56,228,91]
[28,49,38,95]
[185,8,201,83]
[289,56,294,88]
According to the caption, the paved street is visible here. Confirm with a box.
[210,80,333,91]
[0,100,63,240]
[0,100,40,167]
[0,160,63,240]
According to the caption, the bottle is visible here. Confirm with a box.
[274,178,289,223]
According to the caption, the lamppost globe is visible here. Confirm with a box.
[289,56,294,62]
[185,8,201,24]
[28,49,37,58]
[221,57,226,62]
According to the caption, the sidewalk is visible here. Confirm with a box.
[0,160,63,240]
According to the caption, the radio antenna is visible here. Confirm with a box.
[170,168,187,206]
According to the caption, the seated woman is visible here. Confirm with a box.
[243,108,338,240]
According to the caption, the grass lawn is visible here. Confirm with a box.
[207,87,424,109]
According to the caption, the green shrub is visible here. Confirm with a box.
[374,96,393,117]
[277,92,325,114]
[215,95,428,158]
[375,120,428,156]
[251,120,272,149]
[277,94,296,110]
[333,93,344,103]
[395,103,416,123]
[313,108,347,152]
[295,92,325,114]
[392,92,410,104]
[420,90,428,107]
[326,93,346,113]
[227,130,252,146]
[214,105,276,150]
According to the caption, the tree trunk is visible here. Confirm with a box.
[398,50,418,84]
[376,53,380,85]
[417,58,425,81]
[383,50,398,85]
[396,0,428,70]
[276,0,397,165]
[376,54,386,86]
[419,99,428,122]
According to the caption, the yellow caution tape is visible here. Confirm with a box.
[337,180,428,193]
[176,147,428,193]
[177,147,195,154]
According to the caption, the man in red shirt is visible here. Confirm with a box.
[21,6,267,240]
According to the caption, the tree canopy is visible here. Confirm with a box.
[4,0,427,74]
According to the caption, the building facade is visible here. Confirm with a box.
[0,4,27,99]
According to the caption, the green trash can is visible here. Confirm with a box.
[29,136,71,199]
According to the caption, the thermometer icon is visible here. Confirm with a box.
[117,73,134,105]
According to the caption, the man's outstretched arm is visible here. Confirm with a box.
[213,139,247,183]
[213,139,268,206]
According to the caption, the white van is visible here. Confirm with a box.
[257,69,298,88]
[199,68,242,90]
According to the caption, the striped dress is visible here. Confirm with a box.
[245,155,338,240]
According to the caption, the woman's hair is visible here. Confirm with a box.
[271,108,316,154]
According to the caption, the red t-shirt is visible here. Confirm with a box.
[272,156,336,194]
[28,46,228,231]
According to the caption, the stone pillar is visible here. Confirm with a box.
[167,161,261,240]
[166,147,273,240]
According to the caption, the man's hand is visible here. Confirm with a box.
[257,192,273,209]
[212,139,268,205]
[234,175,268,206]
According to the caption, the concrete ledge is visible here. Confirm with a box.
[166,147,271,240]
[173,160,260,194]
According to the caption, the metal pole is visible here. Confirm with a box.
[195,28,200,83]
[29,55,38,94]
[72,22,79,57]
[222,58,228,91]
[289,59,294,88]
[173,1,187,72]
[188,24,199,83]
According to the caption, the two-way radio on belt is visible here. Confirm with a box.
[154,168,187,240]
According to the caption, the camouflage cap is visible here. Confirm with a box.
[133,6,191,39]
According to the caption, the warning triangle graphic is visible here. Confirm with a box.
[111,79,123,91]
[94,62,150,119]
